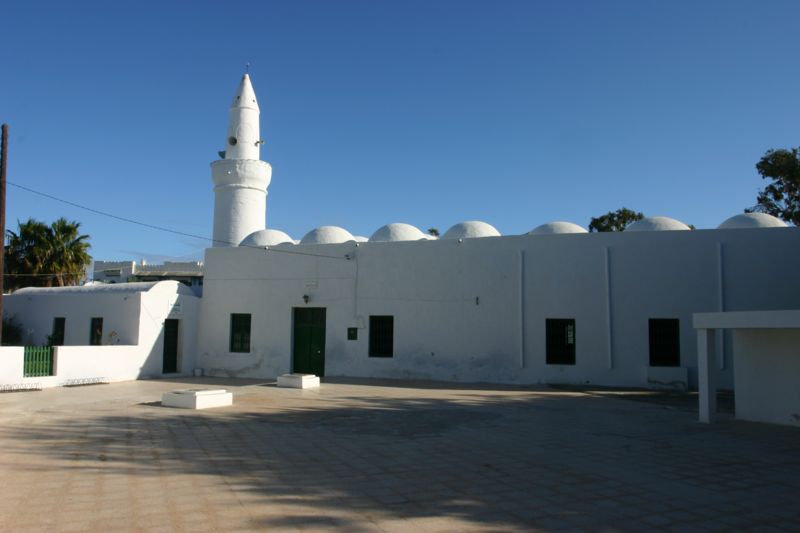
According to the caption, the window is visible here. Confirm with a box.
[51,317,65,346]
[546,318,575,365]
[649,319,680,367]
[90,317,103,346]
[369,316,393,357]
[229,313,251,353]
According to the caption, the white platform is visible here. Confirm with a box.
[162,388,233,409]
[277,373,320,389]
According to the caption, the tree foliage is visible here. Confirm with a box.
[4,218,92,290]
[746,147,800,225]
[588,208,644,232]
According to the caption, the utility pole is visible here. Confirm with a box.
[0,124,7,344]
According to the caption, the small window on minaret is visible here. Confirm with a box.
[228,136,237,146]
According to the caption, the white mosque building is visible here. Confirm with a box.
[3,74,800,394]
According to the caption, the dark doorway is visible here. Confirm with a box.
[163,319,179,373]
[292,308,326,376]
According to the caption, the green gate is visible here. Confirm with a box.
[24,346,54,377]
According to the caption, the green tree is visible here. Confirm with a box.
[588,208,644,232]
[427,227,440,237]
[5,218,92,290]
[746,147,800,225]
[48,218,92,286]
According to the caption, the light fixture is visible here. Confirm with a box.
[303,294,309,304]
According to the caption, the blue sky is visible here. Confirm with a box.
[2,0,798,262]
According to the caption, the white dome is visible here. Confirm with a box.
[299,226,356,245]
[369,223,426,242]
[240,229,294,247]
[442,221,501,240]
[528,221,588,235]
[718,212,788,229]
[626,216,691,232]
[353,235,369,243]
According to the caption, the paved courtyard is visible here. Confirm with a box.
[0,377,798,532]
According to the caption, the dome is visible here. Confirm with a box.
[353,235,369,243]
[528,221,588,235]
[299,226,356,245]
[240,229,294,247]
[626,216,691,232]
[369,223,426,242]
[442,221,501,240]
[718,212,787,230]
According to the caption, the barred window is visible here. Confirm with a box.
[546,318,576,365]
[230,313,251,353]
[369,316,394,357]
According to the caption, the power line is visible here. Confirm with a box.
[7,181,352,261]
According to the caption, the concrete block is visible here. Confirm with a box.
[162,389,233,409]
[277,373,320,389]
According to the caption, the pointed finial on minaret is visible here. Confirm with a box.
[245,62,251,74]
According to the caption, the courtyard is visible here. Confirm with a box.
[0,378,798,532]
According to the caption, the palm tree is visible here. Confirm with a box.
[5,218,92,290]
[48,218,91,287]
[6,219,52,288]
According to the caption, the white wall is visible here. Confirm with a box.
[5,290,143,346]
[0,346,162,389]
[139,281,200,375]
[733,329,800,427]
[0,347,25,387]
[2,281,201,386]
[197,227,800,388]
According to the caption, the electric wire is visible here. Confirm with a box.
[7,181,352,261]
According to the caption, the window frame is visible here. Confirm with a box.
[229,313,251,353]
[368,315,394,358]
[51,317,66,346]
[89,317,103,346]
[545,318,576,365]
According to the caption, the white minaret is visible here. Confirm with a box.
[210,74,272,247]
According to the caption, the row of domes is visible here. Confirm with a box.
[240,213,788,247]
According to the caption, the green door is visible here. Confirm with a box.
[293,308,326,376]
[163,319,179,373]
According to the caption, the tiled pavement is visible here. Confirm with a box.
[0,377,798,532]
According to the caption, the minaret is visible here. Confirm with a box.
[210,74,272,247]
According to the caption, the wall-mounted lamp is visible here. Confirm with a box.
[303,294,310,304]
[475,297,480,306]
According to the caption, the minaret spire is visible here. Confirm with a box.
[225,73,261,161]
[210,74,272,247]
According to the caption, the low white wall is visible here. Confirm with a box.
[0,347,25,388]
[733,329,800,427]
[0,345,162,389]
